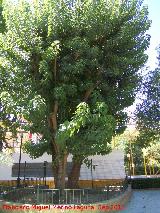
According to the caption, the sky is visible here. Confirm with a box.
[143,0,160,69]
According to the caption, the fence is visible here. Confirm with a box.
[0,180,128,205]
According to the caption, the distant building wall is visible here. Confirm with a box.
[79,150,125,180]
[0,150,125,181]
[0,153,52,180]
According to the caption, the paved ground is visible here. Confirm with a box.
[120,190,160,213]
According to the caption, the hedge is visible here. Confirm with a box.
[131,178,160,189]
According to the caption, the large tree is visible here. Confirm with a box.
[0,0,150,189]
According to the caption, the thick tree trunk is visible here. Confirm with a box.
[51,150,68,190]
[49,101,68,190]
[52,163,58,187]
[67,158,83,188]
[55,153,68,189]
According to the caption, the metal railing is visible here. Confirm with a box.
[0,180,128,205]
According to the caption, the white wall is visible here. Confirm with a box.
[80,150,125,180]
[0,150,125,180]
[0,153,52,180]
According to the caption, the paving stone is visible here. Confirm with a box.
[119,190,160,213]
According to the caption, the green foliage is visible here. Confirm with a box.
[67,102,115,157]
[141,142,160,173]
[0,101,19,151]
[132,178,160,189]
[0,151,13,165]
[146,142,160,162]
[112,128,144,173]
[0,0,150,165]
[56,103,90,145]
[136,66,160,146]
[22,140,51,159]
[0,0,5,33]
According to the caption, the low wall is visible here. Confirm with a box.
[0,180,55,189]
[79,180,124,188]
[0,185,132,213]
[0,179,124,189]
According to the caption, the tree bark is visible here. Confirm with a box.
[55,152,68,189]
[51,148,68,190]
[83,81,100,102]
[67,158,83,188]
[0,140,3,151]
[49,101,68,190]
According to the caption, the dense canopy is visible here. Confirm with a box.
[0,0,150,188]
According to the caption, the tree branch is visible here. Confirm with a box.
[49,101,59,154]
[54,58,57,82]
[83,81,101,102]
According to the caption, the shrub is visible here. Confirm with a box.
[131,178,160,189]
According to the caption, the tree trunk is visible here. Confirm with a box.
[51,150,68,189]
[49,101,68,190]
[55,153,68,189]
[52,163,58,188]
[0,140,3,151]
[67,158,83,188]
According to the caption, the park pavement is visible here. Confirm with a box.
[119,190,160,213]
